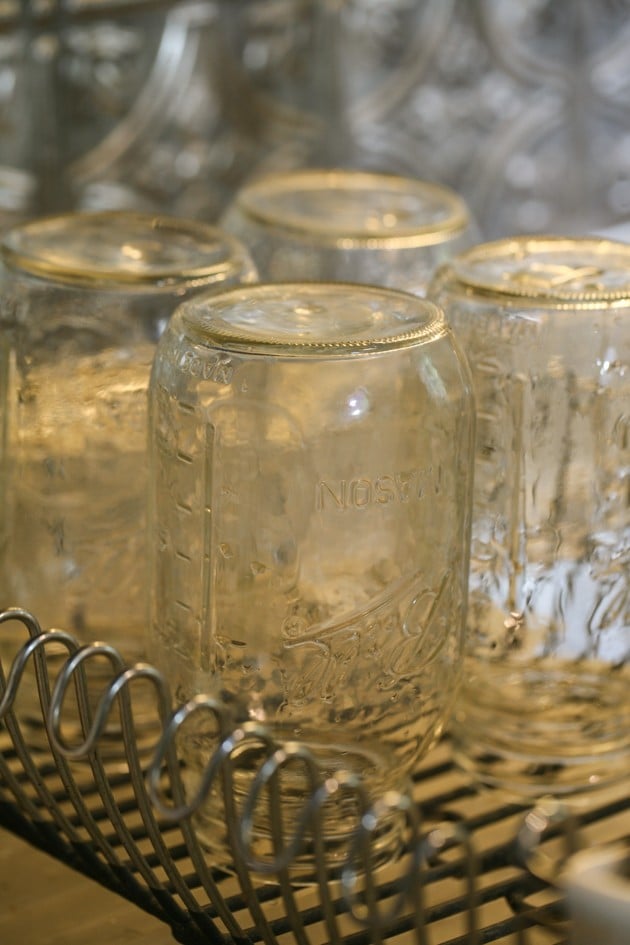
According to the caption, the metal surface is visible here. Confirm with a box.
[0,606,628,944]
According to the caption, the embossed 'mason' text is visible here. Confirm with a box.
[317,467,437,511]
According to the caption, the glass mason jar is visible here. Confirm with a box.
[429,236,630,798]
[148,281,475,875]
[0,210,257,738]
[220,168,477,295]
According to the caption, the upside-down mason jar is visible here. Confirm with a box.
[220,168,477,295]
[0,211,257,742]
[148,281,475,876]
[429,236,630,798]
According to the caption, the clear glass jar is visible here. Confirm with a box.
[148,281,475,874]
[221,168,477,295]
[429,236,630,797]
[0,210,257,734]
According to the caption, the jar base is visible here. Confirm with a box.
[450,665,630,799]
[181,741,410,885]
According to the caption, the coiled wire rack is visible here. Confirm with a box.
[1,606,628,945]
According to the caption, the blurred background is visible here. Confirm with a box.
[3,0,630,240]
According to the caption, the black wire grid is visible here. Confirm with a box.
[1,607,628,945]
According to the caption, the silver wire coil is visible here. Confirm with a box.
[0,606,624,945]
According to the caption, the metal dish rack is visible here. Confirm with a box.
[1,606,628,945]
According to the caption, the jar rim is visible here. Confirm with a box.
[1,210,254,290]
[177,281,448,355]
[231,169,471,248]
[437,235,630,305]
